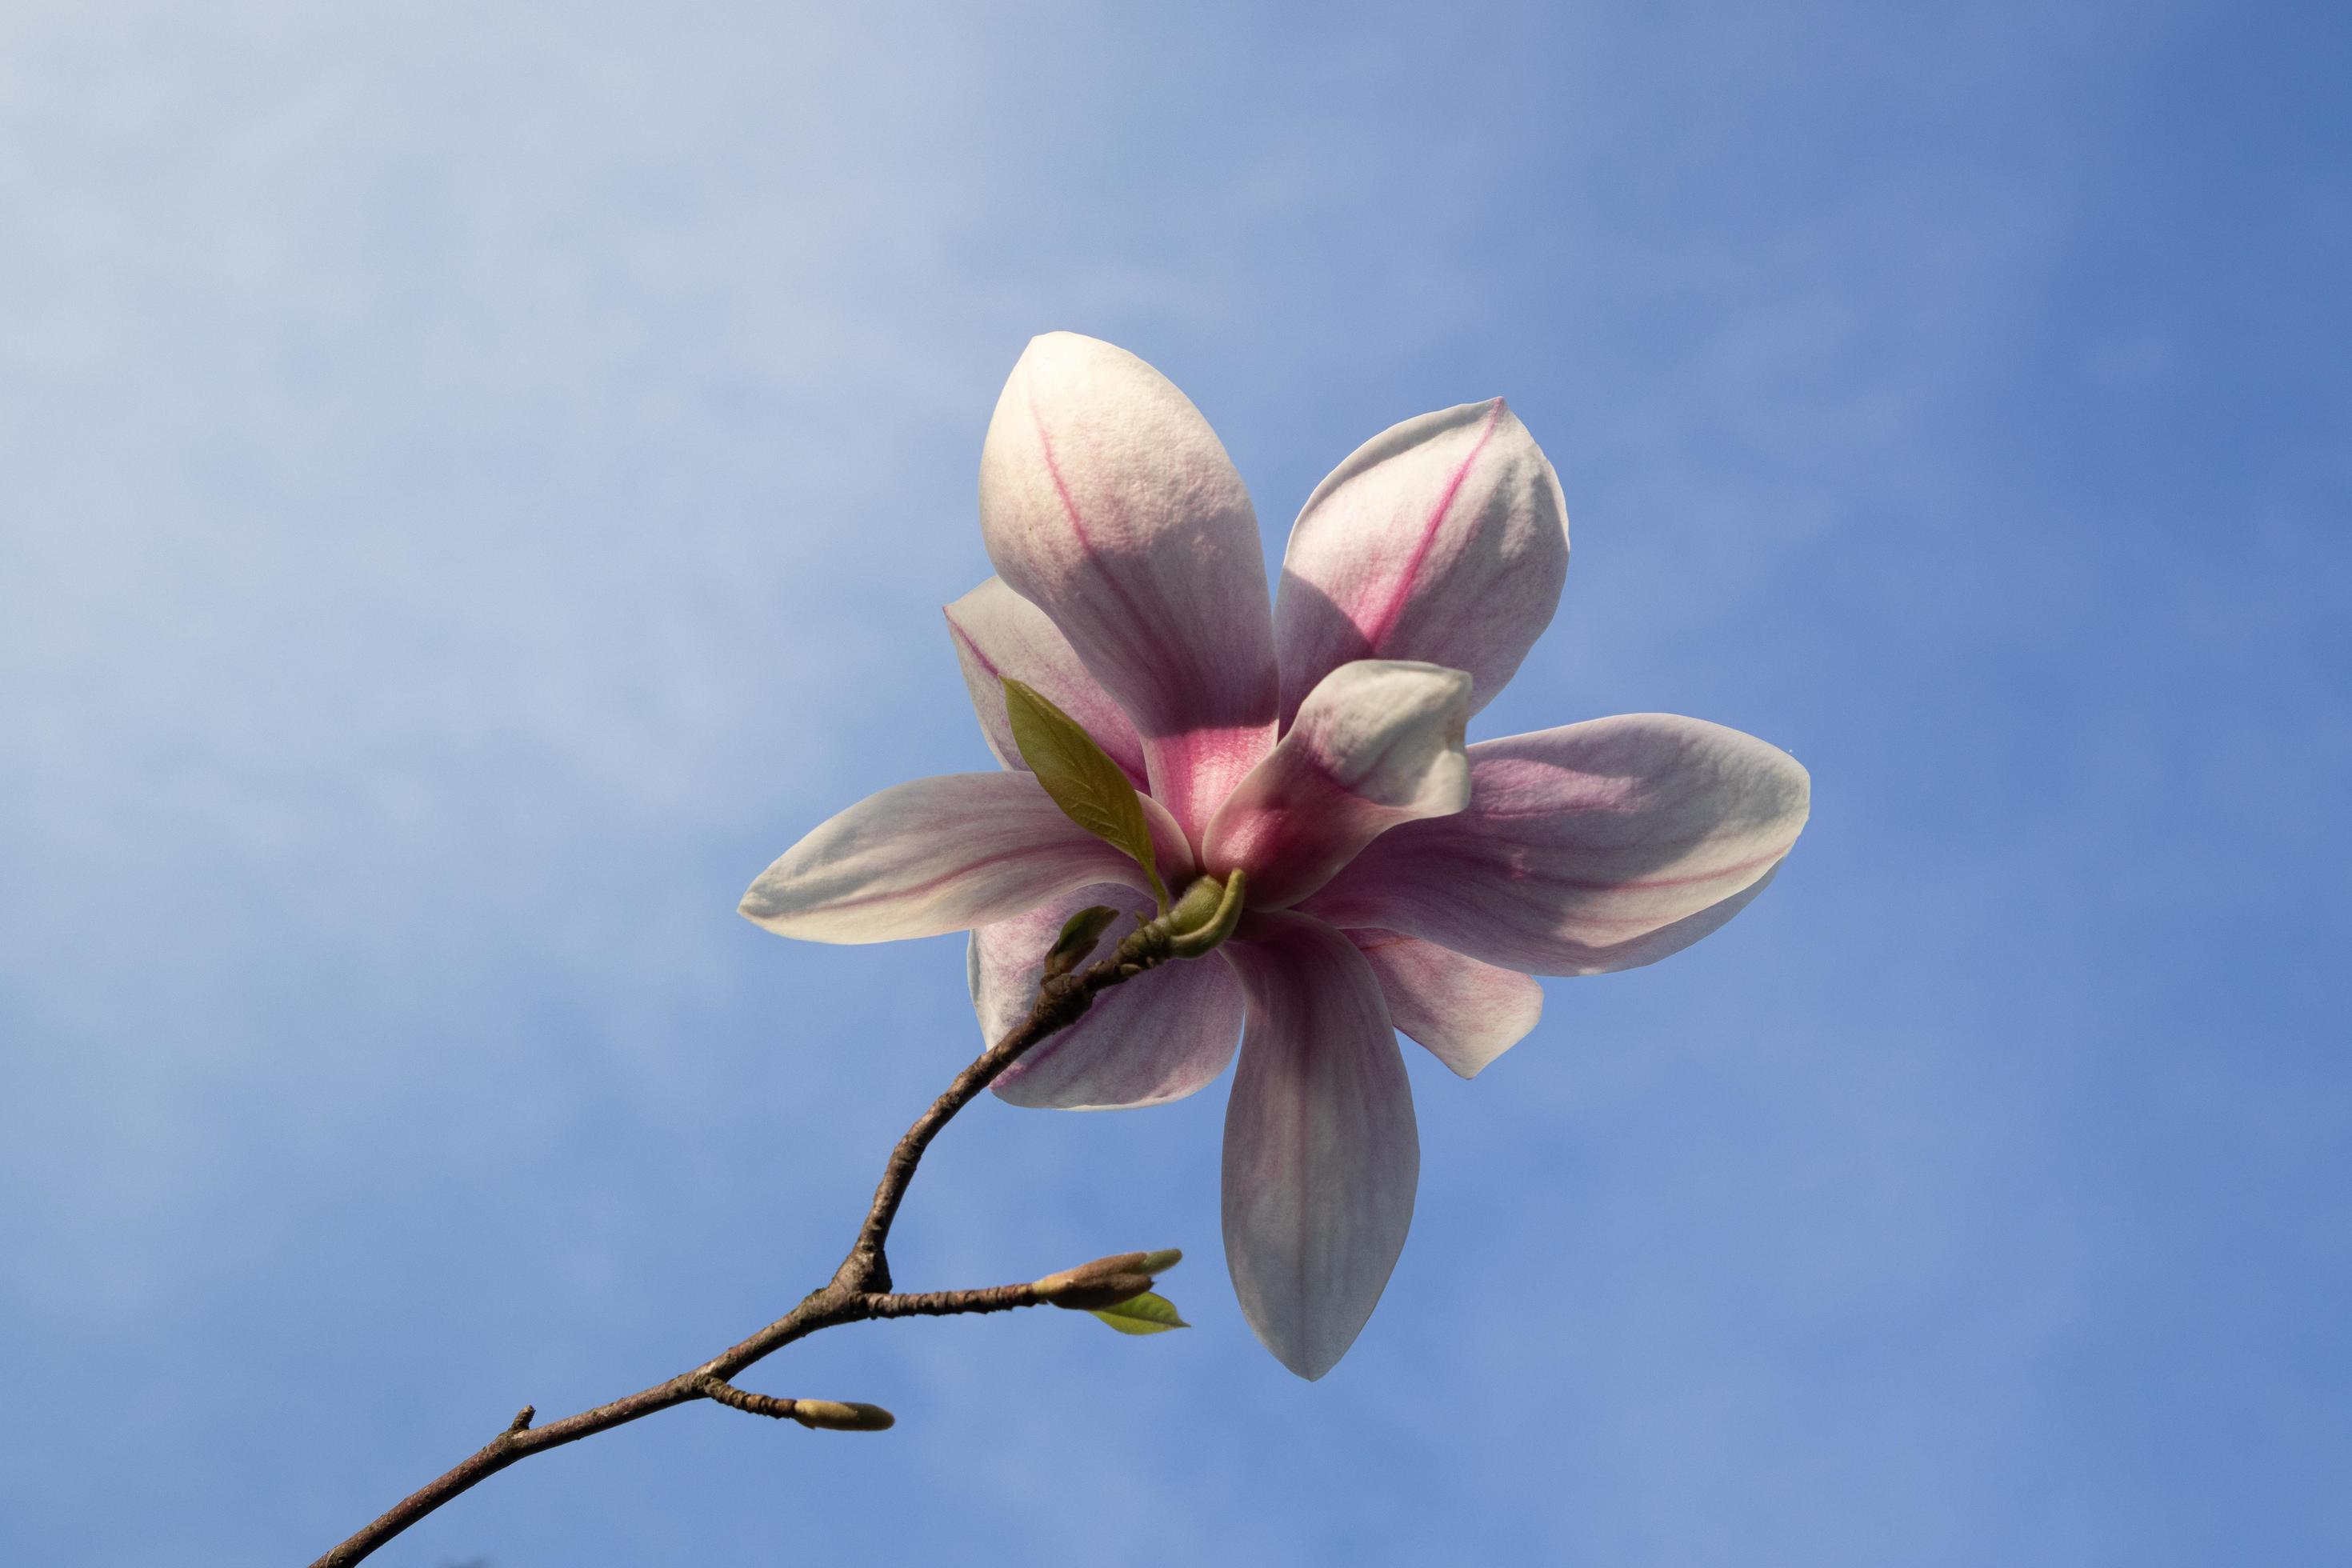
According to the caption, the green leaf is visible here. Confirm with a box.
[1086,1290,1189,1335]
[1042,904,1120,978]
[1002,678,1168,910]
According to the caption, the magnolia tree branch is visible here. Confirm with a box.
[309,922,1184,1568]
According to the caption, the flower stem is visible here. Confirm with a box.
[306,938,1174,1568]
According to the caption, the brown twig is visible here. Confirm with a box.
[307,926,1175,1568]
[865,1281,1048,1318]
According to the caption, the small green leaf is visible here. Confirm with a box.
[1043,904,1121,978]
[1002,678,1167,909]
[1086,1290,1189,1335]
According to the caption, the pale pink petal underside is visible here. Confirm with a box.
[1302,714,1810,974]
[943,575,1149,788]
[1202,660,1473,910]
[740,772,1163,944]
[1275,399,1568,730]
[1348,929,1544,1078]
[974,884,1245,1110]
[978,333,1278,839]
[1220,911,1419,1381]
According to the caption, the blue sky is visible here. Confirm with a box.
[2,1,2346,1563]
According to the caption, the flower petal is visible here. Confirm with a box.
[974,884,1246,1110]
[740,772,1186,944]
[1274,399,1568,730]
[1202,660,1473,910]
[1302,714,1810,974]
[1347,929,1544,1078]
[978,332,1279,838]
[943,576,1149,788]
[1220,912,1418,1381]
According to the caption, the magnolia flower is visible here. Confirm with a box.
[743,334,1810,1379]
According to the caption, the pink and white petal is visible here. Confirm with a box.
[978,332,1279,838]
[740,772,1160,945]
[1576,862,1783,970]
[943,576,1149,788]
[1202,660,1473,910]
[1274,399,1568,730]
[1219,912,1419,1381]
[1301,714,1810,975]
[1348,929,1544,1078]
[975,884,1246,1110]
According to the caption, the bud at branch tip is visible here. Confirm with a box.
[791,1399,895,1432]
[1034,1246,1183,1310]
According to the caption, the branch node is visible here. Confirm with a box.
[504,1405,535,1435]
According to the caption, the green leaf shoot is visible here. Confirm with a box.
[1043,904,1121,978]
[1086,1290,1190,1336]
[1002,677,1168,910]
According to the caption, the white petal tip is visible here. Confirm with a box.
[1018,329,1116,368]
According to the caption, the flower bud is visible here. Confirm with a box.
[790,1399,896,1432]
[1042,1271,1156,1310]
[1033,1246,1183,1309]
